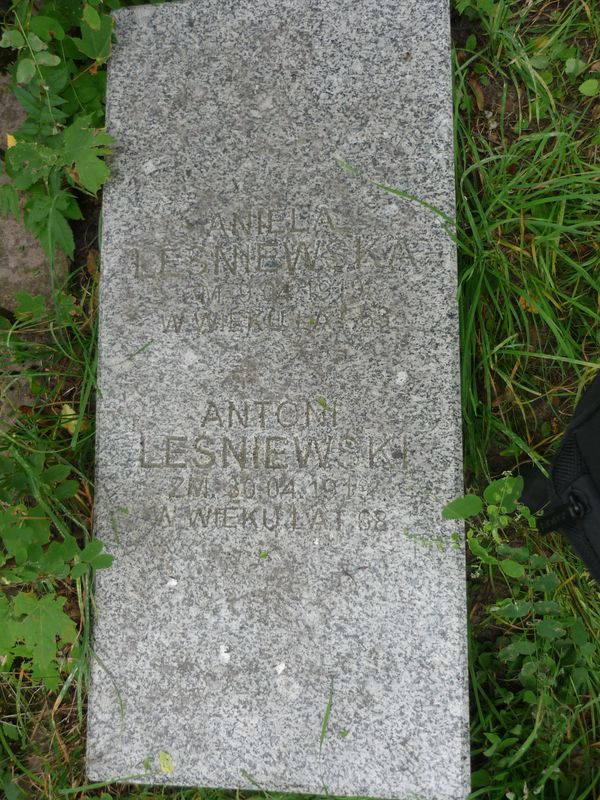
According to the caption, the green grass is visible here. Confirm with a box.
[454,0,600,477]
[1,0,600,799]
[454,1,600,797]
[0,267,101,798]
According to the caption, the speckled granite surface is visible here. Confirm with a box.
[87,1,470,797]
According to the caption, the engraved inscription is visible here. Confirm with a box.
[122,205,428,348]
[133,397,406,534]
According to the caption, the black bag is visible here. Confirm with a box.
[521,374,600,583]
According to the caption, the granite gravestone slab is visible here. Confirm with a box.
[88,1,470,797]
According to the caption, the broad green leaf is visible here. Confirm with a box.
[28,451,46,476]
[10,592,77,688]
[29,16,65,42]
[42,536,78,575]
[26,543,44,564]
[80,539,103,561]
[442,493,483,519]
[478,0,496,14]
[533,600,561,615]
[497,544,529,562]
[2,722,19,741]
[24,190,75,257]
[61,534,79,561]
[1,525,35,564]
[532,572,559,593]
[25,192,75,258]
[5,141,58,190]
[53,479,79,499]
[530,55,549,69]
[529,553,549,569]
[60,71,106,121]
[83,4,102,31]
[467,536,498,565]
[27,33,47,52]
[570,618,588,647]
[492,599,532,620]
[519,659,539,689]
[483,475,523,512]
[39,556,70,580]
[2,771,26,800]
[61,117,113,193]
[71,14,113,63]
[36,51,61,67]
[27,506,52,545]
[483,732,518,757]
[70,562,88,579]
[42,464,72,484]
[565,57,586,76]
[498,639,536,661]
[16,58,36,84]
[14,291,46,321]
[0,30,25,48]
[536,618,566,639]
[579,79,599,96]
[89,553,114,570]
[500,559,525,579]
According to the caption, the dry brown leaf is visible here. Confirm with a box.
[469,76,485,111]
